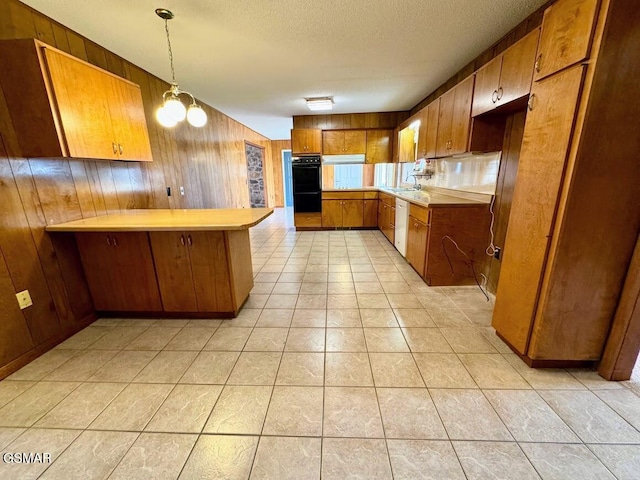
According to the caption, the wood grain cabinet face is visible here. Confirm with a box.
[363,199,378,227]
[492,64,586,354]
[436,89,455,157]
[323,130,366,155]
[534,0,599,81]
[150,231,233,312]
[75,232,162,312]
[0,39,153,161]
[291,129,322,154]
[436,77,474,156]
[471,29,540,117]
[321,199,364,228]
[398,126,417,162]
[365,130,392,163]
[425,101,440,159]
[406,216,429,277]
[498,29,540,106]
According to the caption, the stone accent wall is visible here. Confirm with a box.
[246,144,266,207]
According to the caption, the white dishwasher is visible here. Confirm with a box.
[394,199,409,257]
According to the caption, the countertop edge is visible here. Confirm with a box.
[45,208,274,233]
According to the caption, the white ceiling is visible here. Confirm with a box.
[23,0,547,140]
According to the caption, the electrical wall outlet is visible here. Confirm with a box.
[16,290,33,310]
[493,246,501,260]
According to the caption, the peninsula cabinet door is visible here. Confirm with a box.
[406,217,429,277]
[492,65,586,354]
[76,232,162,311]
[187,231,233,312]
[322,200,343,227]
[149,232,198,312]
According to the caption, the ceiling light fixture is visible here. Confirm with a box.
[306,97,334,111]
[155,8,207,128]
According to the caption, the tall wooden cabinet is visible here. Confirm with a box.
[493,0,640,363]
[0,39,153,161]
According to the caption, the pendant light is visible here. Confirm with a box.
[155,8,207,128]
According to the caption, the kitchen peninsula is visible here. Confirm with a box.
[46,208,273,318]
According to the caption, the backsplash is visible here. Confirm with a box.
[398,152,502,194]
[321,152,501,194]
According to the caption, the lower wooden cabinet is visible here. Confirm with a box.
[75,230,253,316]
[149,231,233,312]
[75,232,162,311]
[377,194,396,243]
[407,216,430,276]
[363,199,378,227]
[322,200,363,227]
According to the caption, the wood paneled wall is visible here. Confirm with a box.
[0,0,279,377]
[293,112,409,130]
[270,140,291,207]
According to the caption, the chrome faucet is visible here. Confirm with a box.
[406,174,422,190]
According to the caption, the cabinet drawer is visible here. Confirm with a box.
[294,212,321,227]
[410,203,430,224]
[363,191,379,199]
[322,191,364,200]
[378,192,395,205]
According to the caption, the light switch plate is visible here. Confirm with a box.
[179,186,185,196]
[16,290,33,310]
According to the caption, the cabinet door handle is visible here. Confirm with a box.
[534,54,542,73]
[112,142,117,154]
[118,143,123,155]
[491,90,498,103]
[187,235,193,246]
[527,94,536,111]
[497,87,503,101]
[112,236,118,247]
[180,235,185,246]
[106,235,111,246]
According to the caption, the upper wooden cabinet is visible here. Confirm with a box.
[436,76,474,156]
[0,39,153,161]
[365,129,392,163]
[534,0,599,81]
[323,130,366,155]
[398,126,417,162]
[291,128,322,155]
[472,29,540,116]
[425,101,439,159]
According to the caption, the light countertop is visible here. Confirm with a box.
[45,208,274,232]
[323,187,490,208]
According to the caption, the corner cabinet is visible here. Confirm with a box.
[0,39,153,162]
[291,129,322,155]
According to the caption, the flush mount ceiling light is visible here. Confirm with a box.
[306,97,334,111]
[155,8,207,128]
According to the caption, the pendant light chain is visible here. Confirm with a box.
[164,18,176,85]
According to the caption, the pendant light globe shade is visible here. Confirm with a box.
[164,97,187,122]
[187,104,207,127]
[156,105,177,127]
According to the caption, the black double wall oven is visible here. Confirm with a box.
[292,156,322,214]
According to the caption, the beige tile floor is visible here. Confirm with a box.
[0,208,639,479]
